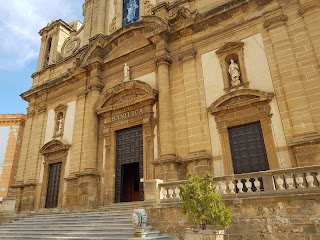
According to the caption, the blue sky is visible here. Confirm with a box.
[0,0,83,114]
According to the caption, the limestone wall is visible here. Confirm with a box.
[147,194,320,240]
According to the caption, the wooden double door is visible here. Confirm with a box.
[115,125,144,202]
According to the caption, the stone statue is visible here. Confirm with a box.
[56,114,64,135]
[126,0,139,23]
[228,59,241,86]
[124,63,130,81]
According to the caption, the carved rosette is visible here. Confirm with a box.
[61,37,81,58]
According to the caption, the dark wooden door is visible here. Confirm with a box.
[228,122,269,174]
[45,162,62,208]
[121,162,140,202]
[115,125,143,203]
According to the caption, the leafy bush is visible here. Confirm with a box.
[179,172,231,230]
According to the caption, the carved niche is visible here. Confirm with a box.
[216,42,249,92]
[53,104,68,138]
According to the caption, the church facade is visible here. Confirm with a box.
[12,0,320,235]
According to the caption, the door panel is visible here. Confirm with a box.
[228,122,269,174]
[45,162,62,208]
[115,125,143,203]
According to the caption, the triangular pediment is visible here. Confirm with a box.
[94,80,157,115]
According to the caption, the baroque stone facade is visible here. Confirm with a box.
[12,0,320,238]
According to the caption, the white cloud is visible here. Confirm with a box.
[0,0,83,70]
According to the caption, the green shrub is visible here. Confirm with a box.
[179,172,231,230]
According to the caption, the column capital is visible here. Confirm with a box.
[156,55,172,66]
[89,82,104,92]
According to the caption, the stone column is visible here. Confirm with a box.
[155,53,181,181]
[157,56,175,157]
[80,64,104,172]
[74,63,103,208]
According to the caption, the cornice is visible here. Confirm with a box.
[0,114,26,125]
[31,45,88,79]
[38,19,75,36]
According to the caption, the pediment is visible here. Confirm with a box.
[40,140,71,156]
[216,42,244,55]
[94,80,157,115]
[81,16,168,66]
[208,89,274,115]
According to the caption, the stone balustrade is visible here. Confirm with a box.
[158,166,320,200]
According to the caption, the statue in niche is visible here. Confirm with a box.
[126,0,139,23]
[228,59,241,86]
[56,113,64,135]
[124,63,131,81]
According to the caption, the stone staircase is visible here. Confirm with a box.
[0,204,170,240]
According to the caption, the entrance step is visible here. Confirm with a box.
[0,207,171,240]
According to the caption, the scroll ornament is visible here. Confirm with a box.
[61,37,81,58]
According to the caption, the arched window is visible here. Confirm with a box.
[44,37,52,67]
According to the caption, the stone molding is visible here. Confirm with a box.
[178,48,197,61]
[94,80,157,115]
[39,139,71,157]
[263,8,288,29]
[39,19,75,37]
[0,114,26,126]
[180,151,212,164]
[289,133,320,148]
[152,154,182,165]
[208,89,274,115]
[156,55,172,66]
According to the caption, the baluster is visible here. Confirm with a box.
[245,178,252,193]
[285,175,295,189]
[215,183,220,193]
[220,181,227,194]
[228,180,235,194]
[305,172,315,188]
[162,187,168,199]
[160,187,164,199]
[236,180,244,193]
[316,172,320,186]
[254,178,261,192]
[168,187,174,198]
[175,187,180,198]
[275,175,285,190]
[295,174,305,189]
